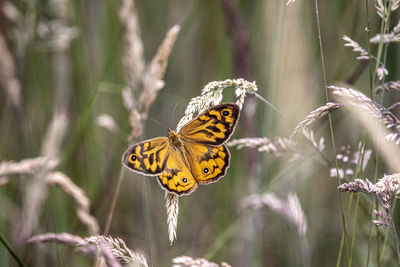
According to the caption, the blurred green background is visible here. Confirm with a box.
[0,0,399,266]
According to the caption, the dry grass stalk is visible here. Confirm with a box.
[338,174,400,261]
[375,0,400,19]
[0,157,59,177]
[375,80,400,93]
[173,256,231,267]
[302,129,325,153]
[41,111,69,157]
[119,0,145,91]
[343,35,370,60]
[1,157,98,235]
[338,174,400,216]
[139,25,180,116]
[370,31,400,44]
[227,137,299,157]
[343,35,389,79]
[96,113,120,135]
[290,102,342,139]
[84,236,148,266]
[165,192,179,244]
[28,233,148,267]
[330,85,400,145]
[177,78,258,131]
[123,24,180,141]
[0,31,22,110]
[242,192,307,237]
[46,172,99,235]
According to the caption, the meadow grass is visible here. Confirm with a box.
[1,0,400,266]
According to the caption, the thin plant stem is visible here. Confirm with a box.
[313,0,349,265]
[143,178,156,264]
[386,207,400,264]
[0,232,25,267]
[349,193,360,267]
[104,168,125,235]
[381,200,398,260]
[348,135,367,266]
[364,0,377,266]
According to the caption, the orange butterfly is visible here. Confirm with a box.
[122,103,240,195]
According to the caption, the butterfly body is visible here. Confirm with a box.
[122,103,240,195]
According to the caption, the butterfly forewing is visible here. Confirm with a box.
[122,137,170,175]
[179,103,240,146]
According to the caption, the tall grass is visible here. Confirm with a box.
[1,0,400,266]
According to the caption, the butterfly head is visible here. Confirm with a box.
[168,129,184,148]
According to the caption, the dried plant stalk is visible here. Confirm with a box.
[338,174,400,262]
[370,32,400,44]
[46,172,99,235]
[330,86,400,145]
[0,157,59,177]
[28,233,148,267]
[119,0,145,90]
[375,80,400,93]
[139,24,180,117]
[227,137,299,156]
[177,78,258,131]
[242,192,307,236]
[41,111,69,157]
[343,35,370,60]
[375,0,400,19]
[290,102,342,139]
[28,232,85,246]
[0,31,22,110]
[165,192,179,244]
[84,236,148,266]
[173,256,230,267]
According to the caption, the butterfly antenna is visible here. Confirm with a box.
[247,91,289,123]
[170,103,178,128]
[148,116,170,131]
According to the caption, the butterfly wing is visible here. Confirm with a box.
[179,103,240,146]
[184,142,230,184]
[157,149,198,195]
[122,137,170,175]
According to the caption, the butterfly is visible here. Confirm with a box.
[122,103,240,196]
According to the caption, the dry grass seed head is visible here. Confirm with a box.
[177,78,257,131]
[165,192,179,244]
[0,157,59,177]
[227,137,299,157]
[173,256,230,267]
[138,25,180,117]
[375,80,400,94]
[0,29,22,109]
[242,192,307,236]
[46,172,99,235]
[119,0,145,90]
[290,102,342,139]
[375,0,400,20]
[28,233,148,267]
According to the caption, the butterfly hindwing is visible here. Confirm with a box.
[185,142,230,184]
[157,150,198,195]
[122,137,170,175]
[179,103,240,146]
